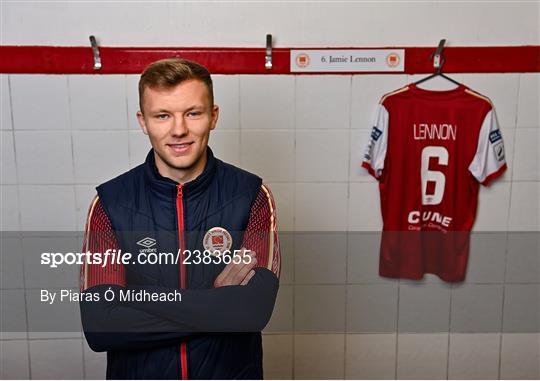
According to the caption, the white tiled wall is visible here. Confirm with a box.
[296,129,349,182]
[1,75,13,131]
[4,3,539,46]
[1,72,538,379]
[294,334,345,379]
[72,130,129,184]
[448,333,501,379]
[29,339,84,379]
[241,129,295,182]
[396,333,449,379]
[345,334,396,379]
[240,76,295,130]
[295,76,351,130]
[0,340,30,379]
[15,131,74,184]
[1,131,17,184]
[0,72,538,232]
[10,75,70,131]
[2,0,539,377]
[500,333,540,379]
[69,75,127,131]
[517,74,540,128]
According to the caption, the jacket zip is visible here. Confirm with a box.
[176,184,188,380]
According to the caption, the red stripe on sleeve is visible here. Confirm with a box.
[241,185,281,278]
[362,161,379,179]
[80,197,126,291]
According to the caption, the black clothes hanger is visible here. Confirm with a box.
[414,39,462,87]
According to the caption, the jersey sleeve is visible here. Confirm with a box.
[468,108,507,186]
[362,103,390,179]
[80,196,125,291]
[241,184,281,278]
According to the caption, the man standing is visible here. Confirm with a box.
[80,58,280,379]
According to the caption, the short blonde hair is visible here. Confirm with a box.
[138,58,214,113]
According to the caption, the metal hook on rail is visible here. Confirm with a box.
[265,34,272,70]
[89,35,102,71]
[431,39,446,73]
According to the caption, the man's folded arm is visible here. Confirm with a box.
[80,196,197,352]
[124,267,278,332]
[80,285,200,352]
[124,184,281,332]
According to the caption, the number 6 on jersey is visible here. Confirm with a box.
[421,146,448,205]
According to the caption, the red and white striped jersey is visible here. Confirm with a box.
[362,83,507,282]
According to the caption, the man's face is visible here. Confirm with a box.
[137,79,218,182]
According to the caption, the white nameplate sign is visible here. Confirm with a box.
[290,49,405,72]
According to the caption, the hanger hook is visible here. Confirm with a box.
[89,35,102,71]
[431,39,446,73]
[265,34,273,70]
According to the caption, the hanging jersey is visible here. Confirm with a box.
[362,83,507,282]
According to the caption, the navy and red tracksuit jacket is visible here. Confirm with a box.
[79,148,280,379]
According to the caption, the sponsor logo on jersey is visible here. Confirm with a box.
[408,210,453,230]
[493,141,505,162]
[489,129,502,143]
[203,227,233,256]
[371,126,383,141]
[137,237,157,253]
[137,237,156,248]
[364,138,376,160]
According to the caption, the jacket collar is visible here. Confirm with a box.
[144,147,217,200]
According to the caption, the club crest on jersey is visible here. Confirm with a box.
[203,227,233,256]
[489,129,502,143]
[371,126,383,141]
